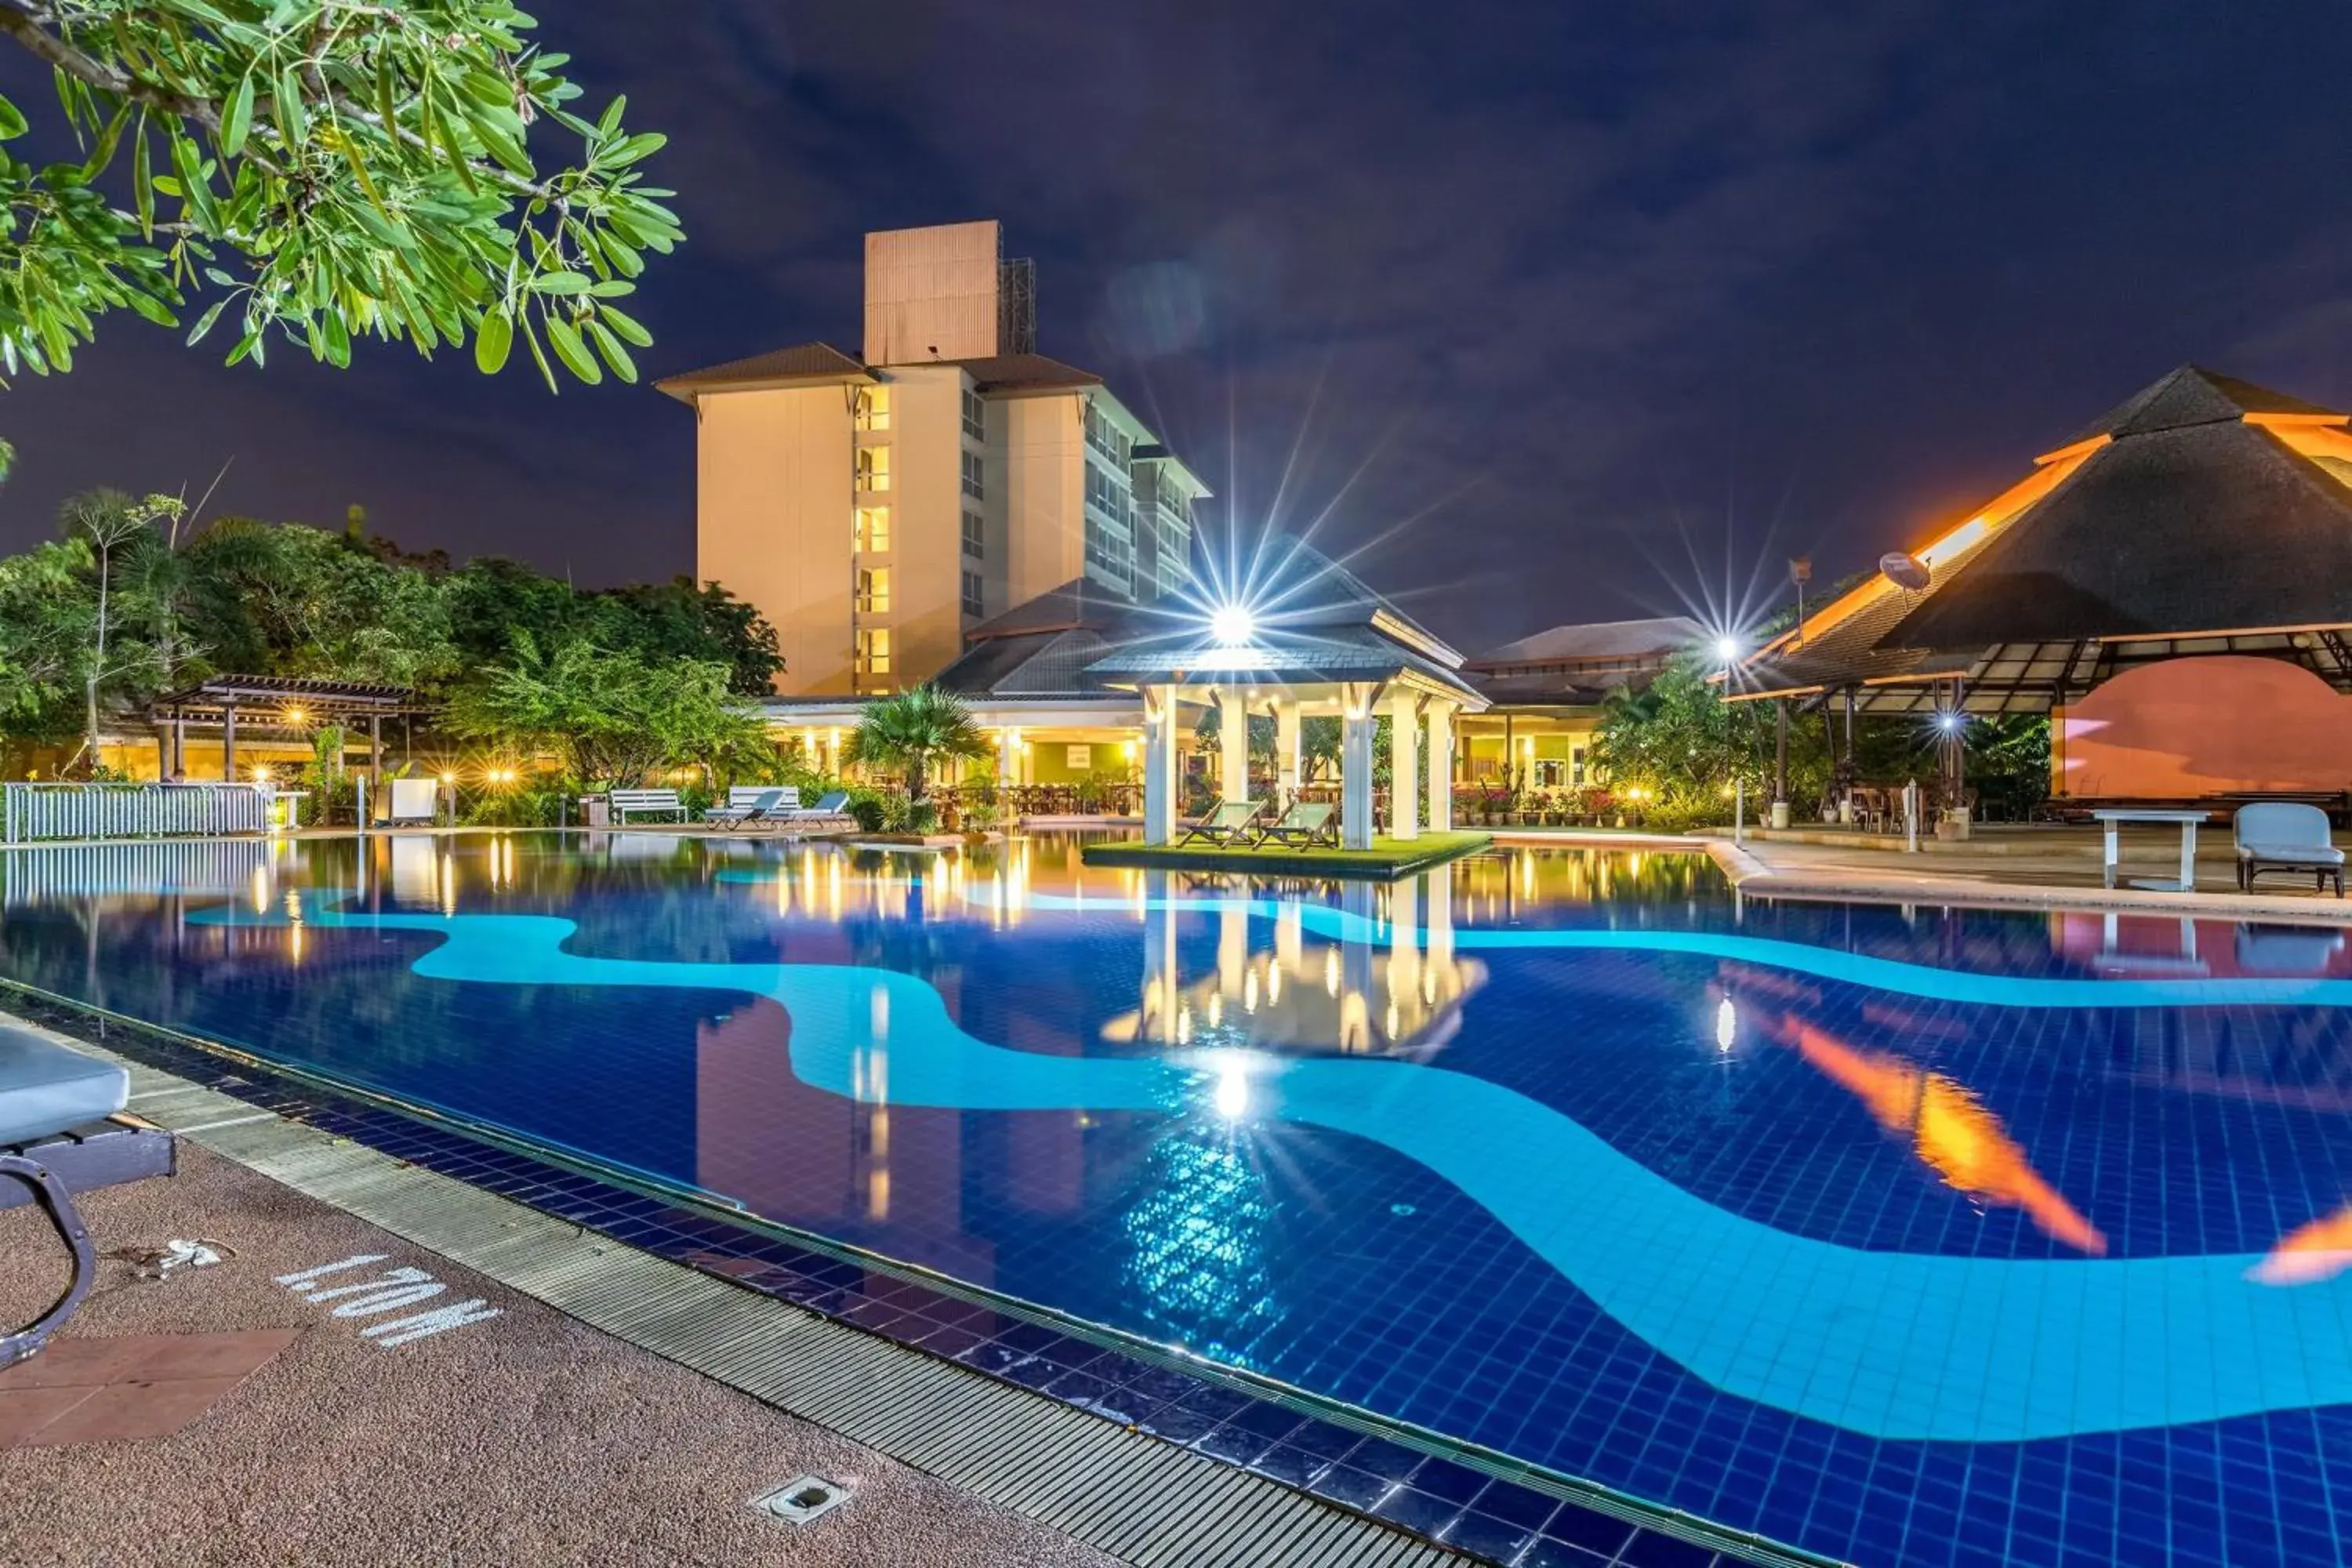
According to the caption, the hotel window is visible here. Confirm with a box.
[1572,746,1587,786]
[855,628,891,677]
[854,506,890,553]
[960,387,985,440]
[960,450,984,499]
[961,510,984,559]
[855,445,890,492]
[854,385,891,430]
[961,568,984,619]
[855,567,890,613]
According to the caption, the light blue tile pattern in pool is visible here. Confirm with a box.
[5,832,2351,1568]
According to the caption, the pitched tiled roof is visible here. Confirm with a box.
[2061,364,2343,446]
[1474,615,1704,667]
[654,342,871,401]
[945,353,1102,393]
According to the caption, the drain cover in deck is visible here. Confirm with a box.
[752,1475,851,1526]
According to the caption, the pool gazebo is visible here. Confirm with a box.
[1082,550,1490,848]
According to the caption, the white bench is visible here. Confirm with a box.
[608,788,687,824]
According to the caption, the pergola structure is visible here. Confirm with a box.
[149,675,433,782]
[1730,365,2352,808]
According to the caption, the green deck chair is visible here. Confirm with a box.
[1253,799,1339,849]
[1175,799,1267,847]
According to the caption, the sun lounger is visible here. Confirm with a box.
[782,790,852,823]
[704,786,793,830]
[2234,802,2346,895]
[1175,799,1267,847]
[1252,799,1338,849]
[1,1028,176,1369]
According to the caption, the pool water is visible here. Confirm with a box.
[5,831,2350,1567]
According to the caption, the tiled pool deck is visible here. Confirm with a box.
[20,992,1814,1568]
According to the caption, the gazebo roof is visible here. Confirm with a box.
[1738,365,2352,704]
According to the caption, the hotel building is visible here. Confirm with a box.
[657,220,1212,698]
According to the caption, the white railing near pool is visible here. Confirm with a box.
[2,782,273,844]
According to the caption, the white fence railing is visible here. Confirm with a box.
[3,782,274,844]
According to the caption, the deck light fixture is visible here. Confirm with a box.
[1714,634,1741,665]
[1209,603,1254,648]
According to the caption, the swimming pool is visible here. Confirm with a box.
[5,831,2348,1567]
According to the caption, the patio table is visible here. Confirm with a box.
[2090,808,2209,892]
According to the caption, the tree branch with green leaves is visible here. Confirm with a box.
[0,0,680,387]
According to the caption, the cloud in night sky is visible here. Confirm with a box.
[0,1,2347,648]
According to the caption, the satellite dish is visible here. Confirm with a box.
[1880,552,1931,591]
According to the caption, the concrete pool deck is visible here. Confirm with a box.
[1,1036,1494,1568]
[1481,825,2352,924]
[0,1140,1128,1568]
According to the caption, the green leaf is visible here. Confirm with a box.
[528,271,589,295]
[0,94,26,140]
[221,73,255,158]
[126,290,176,328]
[597,305,652,348]
[184,296,230,346]
[585,319,636,383]
[132,117,154,237]
[543,315,601,384]
[602,132,666,169]
[474,310,514,374]
[277,67,307,145]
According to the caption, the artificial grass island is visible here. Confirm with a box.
[1080,830,1493,879]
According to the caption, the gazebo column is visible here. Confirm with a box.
[1388,691,1421,841]
[1773,699,1789,815]
[153,725,169,779]
[1274,701,1301,800]
[1425,700,1456,832]
[369,714,383,780]
[996,727,1019,786]
[1142,686,1179,845]
[1341,684,1376,850]
[221,703,238,782]
[1218,688,1249,804]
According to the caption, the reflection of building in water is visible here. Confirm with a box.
[1105,865,1486,1055]
[1783,1019,2107,1255]
[693,988,1000,1289]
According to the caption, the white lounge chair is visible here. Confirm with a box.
[2234,802,2345,896]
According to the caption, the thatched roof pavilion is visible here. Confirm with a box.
[1736,365,2352,717]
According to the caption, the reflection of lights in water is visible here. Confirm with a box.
[1243,968,1259,1013]
[1323,946,1341,996]
[249,866,269,913]
[1207,992,1222,1028]
[1716,997,1737,1052]
[1213,1062,1250,1120]
[1266,961,1281,1004]
[1119,1131,1274,1363]
[1176,1007,1193,1045]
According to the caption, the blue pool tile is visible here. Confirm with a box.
[1615,1531,1719,1568]
[1308,1464,1395,1511]
[1373,1484,1461,1537]
[1538,1505,1636,1557]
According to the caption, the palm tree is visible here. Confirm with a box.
[844,684,991,803]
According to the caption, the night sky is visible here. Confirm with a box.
[1,3,2348,649]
